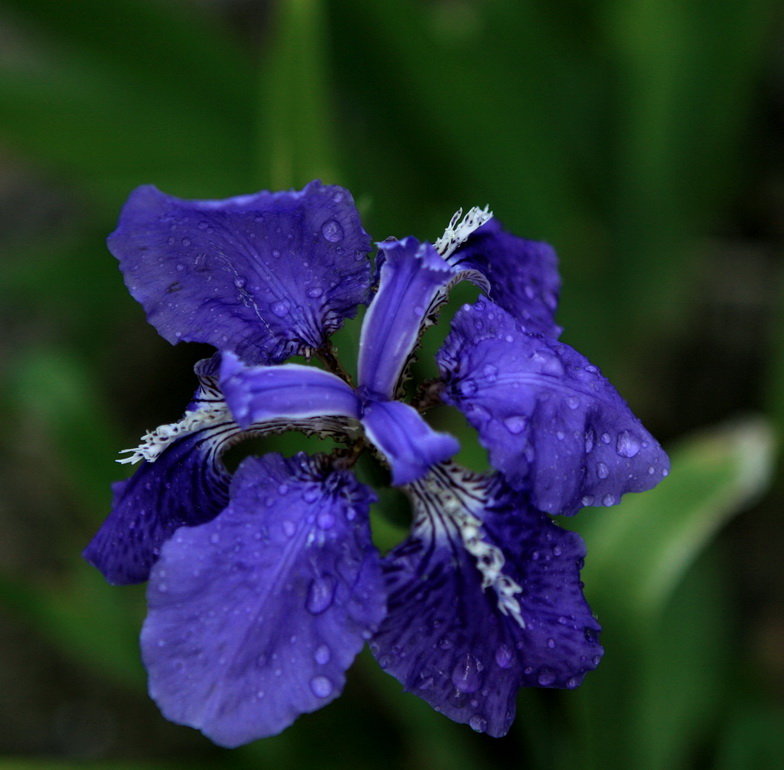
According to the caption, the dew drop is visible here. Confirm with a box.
[314,644,331,665]
[566,395,580,410]
[306,576,336,615]
[503,415,527,434]
[317,511,335,530]
[482,363,498,381]
[602,493,615,506]
[494,644,514,669]
[234,276,246,289]
[181,237,191,247]
[302,486,320,503]
[581,494,594,506]
[270,300,290,317]
[537,668,556,686]
[469,715,487,733]
[459,380,478,397]
[616,430,641,458]
[321,219,344,242]
[451,654,482,693]
[596,462,609,479]
[282,520,296,538]
[306,286,324,299]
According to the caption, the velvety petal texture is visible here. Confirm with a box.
[370,463,602,736]
[449,219,562,338]
[141,453,385,747]
[108,181,372,363]
[358,237,454,396]
[220,351,360,426]
[437,297,669,514]
[360,397,460,485]
[83,421,235,585]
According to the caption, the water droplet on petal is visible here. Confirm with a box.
[306,286,324,298]
[321,219,344,242]
[302,486,320,503]
[504,415,527,434]
[451,654,482,693]
[282,520,296,538]
[270,300,290,317]
[459,380,478,397]
[494,644,514,668]
[482,364,498,381]
[314,644,331,665]
[469,715,487,733]
[537,668,556,686]
[616,430,641,458]
[306,576,336,615]
[317,511,335,530]
[596,462,609,479]
[602,493,615,506]
[310,675,333,697]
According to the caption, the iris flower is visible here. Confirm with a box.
[84,181,668,746]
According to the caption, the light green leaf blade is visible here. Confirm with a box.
[578,416,775,622]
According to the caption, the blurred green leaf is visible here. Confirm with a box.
[579,416,775,621]
[256,0,339,188]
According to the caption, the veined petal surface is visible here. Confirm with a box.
[141,453,385,747]
[370,463,602,737]
[437,297,669,514]
[108,181,372,363]
[358,238,453,397]
[449,219,561,338]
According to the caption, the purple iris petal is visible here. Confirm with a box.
[358,237,453,397]
[437,297,669,515]
[83,421,235,585]
[370,464,602,736]
[361,397,459,486]
[108,181,372,363]
[141,453,385,747]
[219,351,360,428]
[449,218,562,338]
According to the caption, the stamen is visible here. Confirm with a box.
[117,403,231,465]
[434,205,493,261]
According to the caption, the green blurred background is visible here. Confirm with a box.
[1,0,783,767]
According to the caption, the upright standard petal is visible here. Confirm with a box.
[108,181,372,363]
[358,238,454,397]
[141,453,386,748]
[370,463,602,737]
[448,218,562,338]
[437,297,669,514]
[219,351,360,428]
[360,397,460,486]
